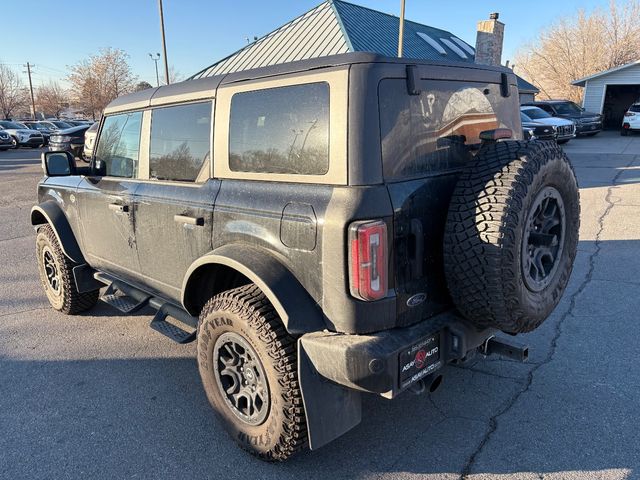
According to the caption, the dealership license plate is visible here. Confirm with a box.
[399,332,442,389]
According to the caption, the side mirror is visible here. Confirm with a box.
[41,151,75,177]
[93,159,107,176]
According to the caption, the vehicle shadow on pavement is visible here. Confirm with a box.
[1,240,638,480]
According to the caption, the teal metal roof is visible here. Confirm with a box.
[332,0,475,62]
[191,0,477,79]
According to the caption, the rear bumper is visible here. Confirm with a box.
[300,309,494,398]
[298,309,496,449]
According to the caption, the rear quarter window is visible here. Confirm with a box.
[379,79,520,180]
[228,82,329,175]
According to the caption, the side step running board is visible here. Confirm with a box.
[101,282,150,313]
[149,298,197,344]
[94,272,198,344]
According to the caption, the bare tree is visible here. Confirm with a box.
[135,81,154,92]
[514,0,640,102]
[36,81,68,118]
[0,64,27,119]
[67,48,138,119]
[168,65,183,84]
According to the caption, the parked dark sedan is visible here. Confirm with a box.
[48,125,90,158]
[521,100,602,136]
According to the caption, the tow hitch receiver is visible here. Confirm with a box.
[480,336,529,362]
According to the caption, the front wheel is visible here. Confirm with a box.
[36,225,99,314]
[10,137,18,149]
[197,284,307,461]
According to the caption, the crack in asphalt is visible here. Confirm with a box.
[0,234,34,243]
[451,364,527,383]
[458,157,633,479]
[0,307,49,319]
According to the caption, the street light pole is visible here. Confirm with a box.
[158,0,170,85]
[149,53,161,87]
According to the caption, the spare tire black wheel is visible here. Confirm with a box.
[443,140,580,334]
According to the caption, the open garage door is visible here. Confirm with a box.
[603,84,640,129]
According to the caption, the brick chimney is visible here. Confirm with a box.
[475,12,504,66]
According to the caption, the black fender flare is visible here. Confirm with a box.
[31,201,85,264]
[182,244,327,334]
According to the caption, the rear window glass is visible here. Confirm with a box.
[629,104,640,113]
[379,79,520,180]
[229,82,329,175]
[149,102,211,182]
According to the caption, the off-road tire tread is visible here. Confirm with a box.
[199,284,307,461]
[443,140,579,333]
[37,225,99,314]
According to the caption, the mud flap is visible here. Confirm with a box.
[298,340,362,450]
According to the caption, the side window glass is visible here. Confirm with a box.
[95,112,142,178]
[229,82,329,175]
[149,102,212,182]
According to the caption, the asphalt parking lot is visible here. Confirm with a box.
[1,132,639,480]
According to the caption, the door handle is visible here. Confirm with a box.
[174,214,204,226]
[108,203,129,213]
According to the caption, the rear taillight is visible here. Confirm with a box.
[349,220,388,301]
[624,112,635,117]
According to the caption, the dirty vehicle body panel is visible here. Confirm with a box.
[33,53,533,452]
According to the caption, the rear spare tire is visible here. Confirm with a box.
[443,140,580,333]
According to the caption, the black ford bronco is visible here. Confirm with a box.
[33,53,580,461]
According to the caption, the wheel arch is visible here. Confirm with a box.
[182,245,327,334]
[31,201,85,264]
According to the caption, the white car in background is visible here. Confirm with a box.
[621,103,640,136]
[0,120,44,148]
[520,106,576,144]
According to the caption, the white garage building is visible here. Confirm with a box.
[572,60,640,129]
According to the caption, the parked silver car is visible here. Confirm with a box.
[520,106,576,144]
[0,120,44,148]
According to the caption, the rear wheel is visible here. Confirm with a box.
[197,284,307,461]
[36,225,99,314]
[443,140,580,333]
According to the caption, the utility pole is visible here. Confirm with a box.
[158,0,170,85]
[149,53,161,87]
[398,0,406,57]
[24,62,36,120]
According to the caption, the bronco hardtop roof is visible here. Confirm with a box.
[104,51,514,115]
